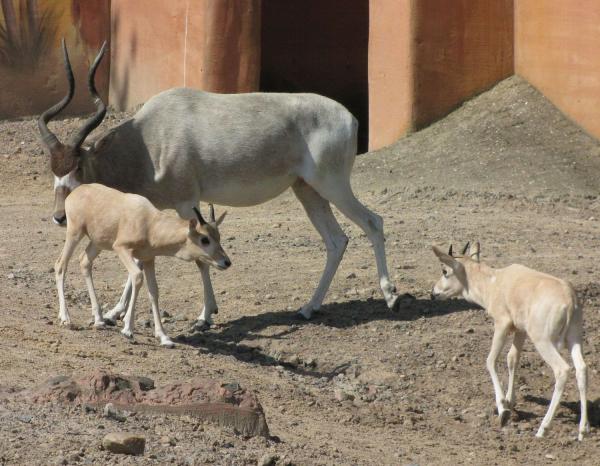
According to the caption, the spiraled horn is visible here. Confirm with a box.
[38,38,74,154]
[69,41,108,149]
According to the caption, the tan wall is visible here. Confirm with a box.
[515,0,600,139]
[368,0,413,151]
[0,0,110,119]
[110,0,260,110]
[368,0,513,150]
[110,0,198,110]
[413,0,514,129]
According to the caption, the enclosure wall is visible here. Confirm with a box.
[368,0,514,150]
[0,0,110,119]
[368,0,413,151]
[261,0,369,151]
[109,0,260,111]
[412,0,514,129]
[515,0,600,139]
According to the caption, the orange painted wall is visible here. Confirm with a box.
[413,0,514,129]
[368,0,413,151]
[110,0,196,110]
[0,0,110,119]
[515,0,600,139]
[368,0,513,150]
[109,0,261,110]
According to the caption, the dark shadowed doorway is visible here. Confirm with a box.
[261,0,369,152]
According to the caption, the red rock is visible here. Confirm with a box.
[18,369,269,437]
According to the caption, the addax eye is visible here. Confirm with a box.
[442,268,448,276]
[201,237,210,245]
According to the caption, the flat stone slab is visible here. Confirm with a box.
[102,432,146,456]
[18,370,269,437]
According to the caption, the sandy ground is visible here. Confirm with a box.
[1,76,600,465]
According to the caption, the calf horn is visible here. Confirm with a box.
[209,204,216,223]
[192,206,207,225]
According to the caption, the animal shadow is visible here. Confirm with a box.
[176,294,475,379]
[524,394,600,427]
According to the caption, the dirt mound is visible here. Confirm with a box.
[15,370,269,437]
[359,76,600,198]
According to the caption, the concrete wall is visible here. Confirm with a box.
[110,0,260,110]
[413,0,514,129]
[515,0,600,139]
[368,0,413,152]
[0,0,110,119]
[5,1,599,151]
[368,0,514,150]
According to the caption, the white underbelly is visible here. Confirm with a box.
[200,174,297,207]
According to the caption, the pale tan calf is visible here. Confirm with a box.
[431,242,589,440]
[55,184,230,347]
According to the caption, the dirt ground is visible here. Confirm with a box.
[1,76,600,465]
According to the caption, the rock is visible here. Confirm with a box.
[102,432,145,456]
[258,453,278,466]
[334,388,351,402]
[346,272,357,279]
[19,369,269,437]
[103,403,127,422]
[465,328,474,334]
[160,435,176,446]
[286,355,300,367]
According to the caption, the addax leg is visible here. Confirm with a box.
[532,339,570,438]
[143,259,174,347]
[567,319,589,441]
[79,242,104,328]
[103,258,144,323]
[192,260,218,331]
[55,231,84,326]
[505,331,526,409]
[309,180,399,309]
[486,321,511,426]
[103,274,131,323]
[292,180,348,319]
[115,249,144,339]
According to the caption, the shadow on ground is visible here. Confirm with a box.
[175,295,476,379]
[524,394,600,427]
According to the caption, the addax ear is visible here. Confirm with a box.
[432,245,458,269]
[188,218,198,231]
[470,241,480,262]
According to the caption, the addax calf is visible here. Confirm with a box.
[55,184,230,347]
[431,242,589,440]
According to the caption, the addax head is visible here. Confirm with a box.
[184,205,231,270]
[38,39,108,226]
[431,242,480,300]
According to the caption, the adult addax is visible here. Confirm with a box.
[39,40,401,327]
